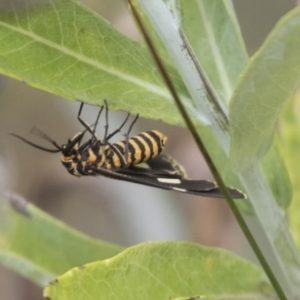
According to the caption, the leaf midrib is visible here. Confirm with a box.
[0,20,172,99]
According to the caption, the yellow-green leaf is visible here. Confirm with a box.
[0,0,189,125]
[0,196,122,286]
[230,6,300,171]
[44,241,273,300]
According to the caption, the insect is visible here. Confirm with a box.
[10,101,246,199]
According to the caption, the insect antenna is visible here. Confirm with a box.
[9,126,61,153]
[30,126,61,148]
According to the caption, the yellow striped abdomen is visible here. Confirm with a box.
[105,130,167,169]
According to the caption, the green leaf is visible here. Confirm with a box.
[0,195,122,286]
[0,0,190,125]
[230,6,300,171]
[281,92,300,247]
[131,0,180,67]
[44,241,273,299]
[182,0,248,103]
[138,1,296,294]
[179,0,255,210]
[181,0,291,210]
[259,140,292,209]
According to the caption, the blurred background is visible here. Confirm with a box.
[0,0,296,299]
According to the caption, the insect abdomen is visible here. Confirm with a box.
[106,130,167,169]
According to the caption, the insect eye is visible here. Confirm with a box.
[61,146,71,156]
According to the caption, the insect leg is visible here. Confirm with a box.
[123,114,139,167]
[77,102,103,139]
[105,113,130,141]
[91,106,104,140]
[103,99,109,140]
[104,114,139,168]
[103,99,131,142]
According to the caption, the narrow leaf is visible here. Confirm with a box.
[182,0,248,103]
[180,0,291,210]
[230,6,300,171]
[0,195,122,286]
[281,91,300,247]
[259,140,292,209]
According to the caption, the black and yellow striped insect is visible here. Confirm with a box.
[10,101,245,199]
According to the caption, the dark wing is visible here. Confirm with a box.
[88,161,246,199]
[144,154,187,178]
[115,154,186,178]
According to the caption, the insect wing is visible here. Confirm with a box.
[115,154,186,178]
[89,165,245,199]
[145,154,187,178]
